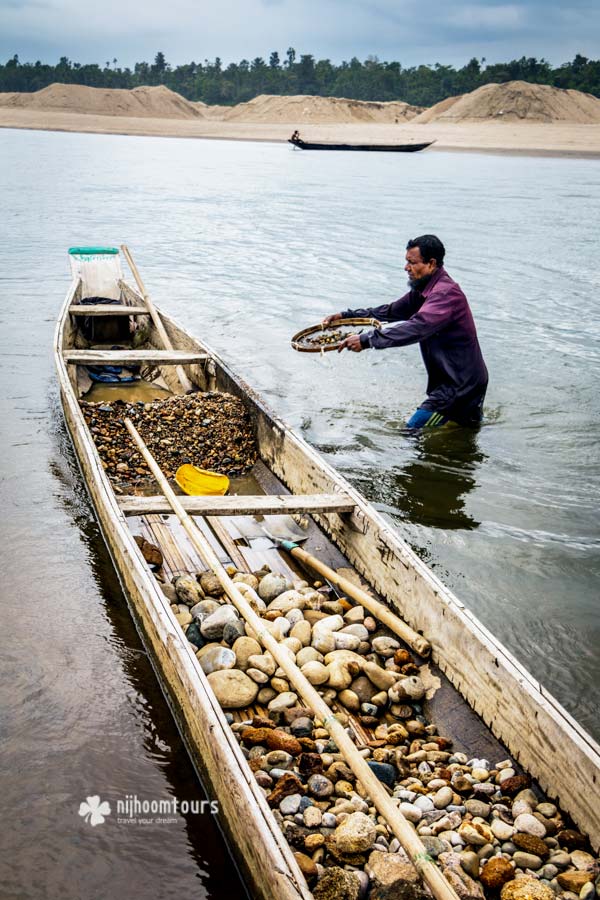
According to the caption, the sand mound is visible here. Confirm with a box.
[413,81,600,124]
[221,94,422,123]
[193,101,231,119]
[0,83,204,119]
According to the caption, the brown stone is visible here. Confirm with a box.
[263,729,302,756]
[324,835,368,867]
[431,736,453,750]
[500,774,531,795]
[313,867,360,900]
[556,871,594,892]
[500,878,554,900]
[297,737,317,752]
[367,850,427,900]
[281,706,315,725]
[326,761,354,782]
[266,609,286,622]
[535,813,556,836]
[241,727,273,747]
[400,663,420,675]
[359,715,380,728]
[283,821,311,848]
[293,851,318,884]
[248,757,265,772]
[557,829,588,851]
[350,675,380,703]
[251,715,276,729]
[480,858,515,890]
[267,772,305,807]
[442,864,485,900]
[304,833,325,851]
[298,752,324,776]
[512,833,550,859]
[198,571,223,596]
[133,535,163,567]
[453,775,475,794]
[393,649,414,666]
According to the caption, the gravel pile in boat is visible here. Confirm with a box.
[81,392,257,487]
[157,564,600,900]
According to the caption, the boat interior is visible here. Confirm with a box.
[61,259,513,762]
[56,249,600,874]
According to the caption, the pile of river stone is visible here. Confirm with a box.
[81,391,257,486]
[159,566,600,900]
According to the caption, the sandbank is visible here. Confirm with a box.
[1,108,600,157]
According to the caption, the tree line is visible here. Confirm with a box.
[1,50,599,107]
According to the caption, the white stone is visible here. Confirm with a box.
[198,646,236,675]
[267,691,298,712]
[200,605,240,640]
[267,590,306,613]
[207,669,259,708]
[333,632,361,651]
[491,819,515,841]
[340,624,369,641]
[514,813,546,837]
[433,787,454,809]
[313,614,344,633]
[301,661,329,685]
[247,653,276,676]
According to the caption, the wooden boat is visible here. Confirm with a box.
[289,137,434,152]
[55,247,600,899]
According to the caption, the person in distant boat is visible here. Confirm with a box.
[323,234,488,428]
[290,130,301,144]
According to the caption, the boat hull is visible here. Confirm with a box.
[289,139,434,152]
[55,272,600,864]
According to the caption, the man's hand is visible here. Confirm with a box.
[338,334,363,353]
[322,313,343,326]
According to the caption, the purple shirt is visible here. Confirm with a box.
[342,267,488,425]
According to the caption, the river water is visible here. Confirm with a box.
[1,128,599,898]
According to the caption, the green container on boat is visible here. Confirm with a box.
[68,246,119,256]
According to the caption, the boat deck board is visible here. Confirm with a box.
[69,304,149,316]
[64,349,209,365]
[118,493,355,516]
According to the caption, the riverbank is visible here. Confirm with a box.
[2,107,600,156]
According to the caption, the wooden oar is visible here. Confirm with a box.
[274,538,430,657]
[123,416,461,900]
[120,244,193,393]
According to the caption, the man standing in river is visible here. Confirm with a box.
[325,234,488,427]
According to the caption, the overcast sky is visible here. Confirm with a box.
[1,0,598,70]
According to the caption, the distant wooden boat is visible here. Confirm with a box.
[55,247,600,900]
[289,137,434,152]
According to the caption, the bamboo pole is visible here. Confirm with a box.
[283,543,430,657]
[120,244,193,393]
[123,416,461,900]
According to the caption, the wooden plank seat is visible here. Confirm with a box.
[69,304,149,316]
[63,349,209,366]
[118,492,355,516]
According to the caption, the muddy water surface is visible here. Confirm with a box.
[1,128,599,898]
